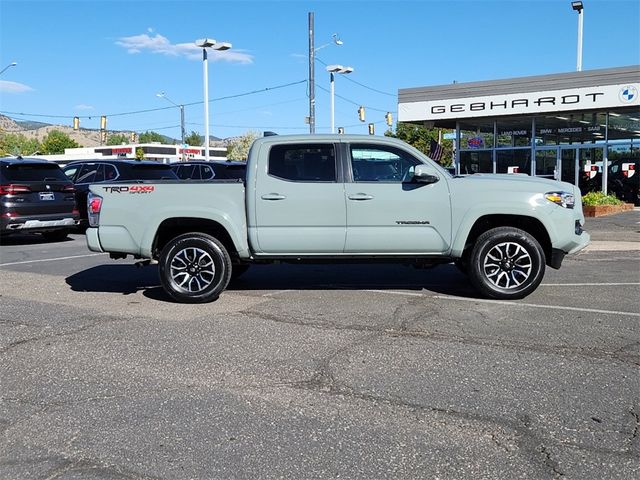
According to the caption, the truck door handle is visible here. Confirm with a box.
[348,193,374,201]
[261,193,287,200]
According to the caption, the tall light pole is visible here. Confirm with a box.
[195,38,231,161]
[326,65,354,133]
[571,1,584,71]
[308,11,343,134]
[0,61,17,76]
[156,91,185,145]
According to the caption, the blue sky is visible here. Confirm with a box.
[1,0,639,141]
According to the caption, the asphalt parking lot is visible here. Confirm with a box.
[1,211,639,479]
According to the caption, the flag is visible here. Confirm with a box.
[430,139,444,163]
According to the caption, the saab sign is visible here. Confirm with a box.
[399,84,640,122]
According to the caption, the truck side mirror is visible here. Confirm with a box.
[413,165,440,185]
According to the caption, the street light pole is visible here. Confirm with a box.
[571,1,584,71]
[0,61,17,76]
[326,65,354,134]
[156,92,185,145]
[195,38,232,161]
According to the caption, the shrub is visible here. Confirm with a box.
[582,191,623,206]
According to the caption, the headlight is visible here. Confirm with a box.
[545,191,575,209]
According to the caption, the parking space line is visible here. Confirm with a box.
[432,295,640,317]
[0,253,105,267]
[541,282,640,286]
[365,290,425,297]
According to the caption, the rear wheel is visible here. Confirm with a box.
[468,227,545,300]
[41,229,69,242]
[159,233,232,303]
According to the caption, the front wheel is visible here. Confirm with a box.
[468,227,545,300]
[159,233,232,303]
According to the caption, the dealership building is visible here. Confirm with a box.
[398,65,639,196]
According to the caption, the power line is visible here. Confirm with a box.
[315,57,395,97]
[316,84,392,113]
[0,79,308,120]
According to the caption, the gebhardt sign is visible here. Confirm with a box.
[398,83,639,122]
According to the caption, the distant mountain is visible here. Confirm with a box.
[0,115,180,147]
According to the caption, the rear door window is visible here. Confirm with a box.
[268,144,336,182]
[76,164,100,184]
[200,165,214,180]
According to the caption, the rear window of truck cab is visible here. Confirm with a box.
[268,144,336,182]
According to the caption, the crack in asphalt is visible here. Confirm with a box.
[0,316,130,356]
[630,406,640,453]
[537,444,565,478]
[240,306,640,368]
[40,457,161,480]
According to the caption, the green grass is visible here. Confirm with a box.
[582,191,624,206]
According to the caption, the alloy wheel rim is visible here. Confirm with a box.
[483,242,532,290]
[169,247,215,293]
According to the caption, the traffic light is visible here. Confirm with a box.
[100,115,107,130]
[73,117,80,130]
[385,112,393,126]
[100,130,107,143]
[337,127,345,134]
[130,132,138,143]
[368,123,375,135]
[358,105,365,122]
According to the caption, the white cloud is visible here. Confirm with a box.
[116,33,253,64]
[0,81,34,93]
[75,104,94,110]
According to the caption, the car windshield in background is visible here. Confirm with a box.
[2,163,69,182]
[128,165,176,180]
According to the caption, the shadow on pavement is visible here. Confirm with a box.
[0,233,76,246]
[66,262,478,302]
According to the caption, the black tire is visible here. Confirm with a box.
[41,229,69,242]
[159,233,232,303]
[468,227,545,300]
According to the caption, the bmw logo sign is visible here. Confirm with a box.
[619,85,638,103]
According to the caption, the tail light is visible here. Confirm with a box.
[62,184,76,193]
[87,192,103,227]
[0,184,31,195]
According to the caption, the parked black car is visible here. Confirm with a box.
[62,159,178,226]
[1,157,79,241]
[170,160,246,180]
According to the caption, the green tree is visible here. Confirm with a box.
[184,130,202,146]
[0,132,40,156]
[135,147,145,160]
[107,133,128,145]
[385,123,453,166]
[138,131,166,143]
[225,131,261,161]
[39,130,80,154]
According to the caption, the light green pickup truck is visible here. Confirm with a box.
[86,134,589,303]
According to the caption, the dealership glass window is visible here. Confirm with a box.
[607,110,640,143]
[607,143,639,204]
[496,117,532,147]
[496,149,531,175]
[459,120,494,150]
[459,151,493,174]
[535,111,607,145]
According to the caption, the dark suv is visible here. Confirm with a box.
[1,157,79,241]
[170,160,246,180]
[63,159,178,225]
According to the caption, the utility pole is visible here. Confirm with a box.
[308,12,315,134]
